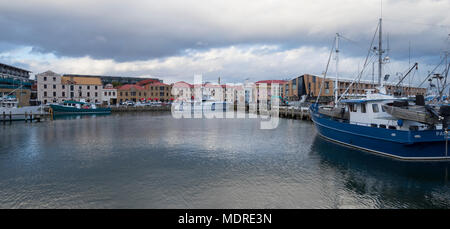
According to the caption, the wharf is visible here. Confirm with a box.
[278,106,311,120]
[1,111,51,123]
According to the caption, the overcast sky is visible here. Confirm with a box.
[0,0,449,85]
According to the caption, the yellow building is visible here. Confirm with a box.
[143,82,173,102]
[117,84,147,103]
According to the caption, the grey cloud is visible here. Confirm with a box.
[0,0,449,64]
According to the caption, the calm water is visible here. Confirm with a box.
[0,112,449,209]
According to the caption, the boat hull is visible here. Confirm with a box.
[310,105,450,161]
[50,104,111,115]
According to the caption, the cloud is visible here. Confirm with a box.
[0,0,448,86]
[1,44,438,87]
[0,0,449,61]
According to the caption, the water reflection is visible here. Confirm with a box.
[0,113,449,208]
[311,136,450,208]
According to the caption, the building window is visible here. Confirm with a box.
[160,86,164,91]
[44,77,47,81]
[105,92,107,96]
[62,92,65,97]
[79,92,82,97]
[62,85,65,89]
[160,92,164,96]
[113,92,115,96]
[44,99,47,104]
[131,92,136,96]
[79,86,82,90]
[44,91,47,97]
[95,92,98,97]
[125,92,128,96]
[95,86,98,90]
[87,92,90,97]
[71,92,74,98]
[87,86,90,90]
[44,84,47,89]
[70,85,74,91]
[53,77,56,81]
[53,85,56,89]
[53,92,56,97]
[120,92,123,96]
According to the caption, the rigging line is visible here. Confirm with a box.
[418,56,447,87]
[315,37,336,104]
[338,35,372,52]
[338,23,379,102]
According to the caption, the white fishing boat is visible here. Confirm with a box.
[0,96,45,121]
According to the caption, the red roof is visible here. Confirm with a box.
[255,80,288,85]
[147,82,169,87]
[118,84,145,90]
[137,79,160,86]
[173,81,194,88]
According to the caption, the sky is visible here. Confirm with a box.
[0,0,449,85]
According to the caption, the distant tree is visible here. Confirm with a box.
[112,81,122,88]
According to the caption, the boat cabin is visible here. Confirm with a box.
[340,98,430,131]
[0,96,18,108]
[62,100,97,109]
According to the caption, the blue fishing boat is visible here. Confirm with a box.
[49,100,111,115]
[310,18,450,161]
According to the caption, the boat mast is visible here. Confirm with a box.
[378,18,383,86]
[335,33,340,107]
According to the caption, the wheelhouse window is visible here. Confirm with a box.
[372,104,379,113]
[361,104,366,113]
[349,104,357,112]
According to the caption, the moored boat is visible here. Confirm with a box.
[0,96,46,121]
[310,17,450,161]
[49,100,111,115]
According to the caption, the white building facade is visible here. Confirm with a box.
[101,84,117,105]
[36,71,103,104]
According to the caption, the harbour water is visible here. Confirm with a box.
[0,112,449,208]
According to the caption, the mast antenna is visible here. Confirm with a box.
[378,18,383,86]
[335,33,340,107]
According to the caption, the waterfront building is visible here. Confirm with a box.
[141,81,173,102]
[284,74,427,101]
[255,80,288,102]
[37,71,103,104]
[63,74,161,86]
[61,75,103,104]
[0,63,32,107]
[101,84,117,105]
[36,71,63,104]
[117,84,147,103]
